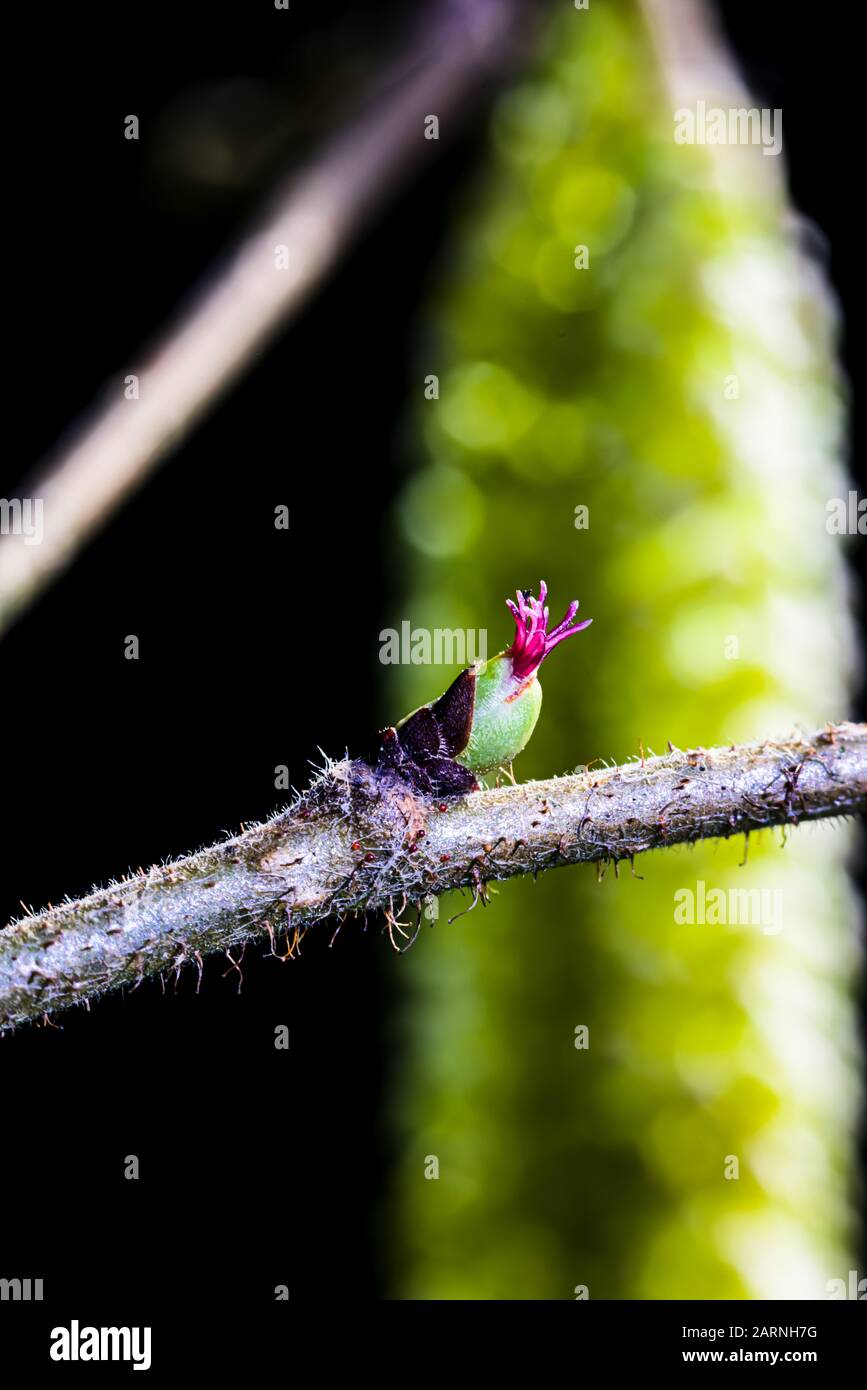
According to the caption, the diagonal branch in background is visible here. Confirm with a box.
[0,0,530,637]
[2,721,865,1032]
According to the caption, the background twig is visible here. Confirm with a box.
[0,0,528,637]
[1,721,864,1032]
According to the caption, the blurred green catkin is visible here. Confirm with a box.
[385,0,861,1298]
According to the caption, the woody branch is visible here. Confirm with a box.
[1,721,865,1032]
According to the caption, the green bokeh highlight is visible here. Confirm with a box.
[384,1,861,1299]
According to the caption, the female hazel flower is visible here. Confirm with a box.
[369,582,591,796]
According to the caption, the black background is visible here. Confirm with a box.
[2,0,863,1355]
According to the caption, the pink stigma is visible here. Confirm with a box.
[504,580,592,682]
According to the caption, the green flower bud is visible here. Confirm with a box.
[369,583,591,796]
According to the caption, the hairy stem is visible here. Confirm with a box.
[2,721,865,1031]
